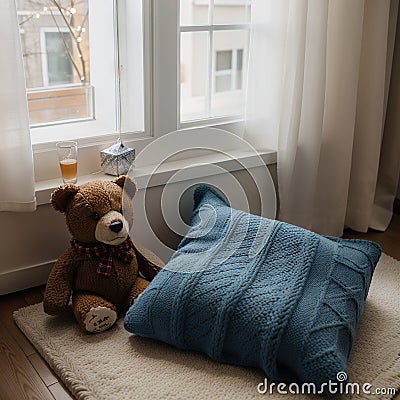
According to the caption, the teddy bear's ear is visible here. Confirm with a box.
[51,184,79,213]
[113,175,137,197]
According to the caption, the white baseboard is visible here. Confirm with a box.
[0,260,55,295]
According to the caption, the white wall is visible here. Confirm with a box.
[0,204,70,294]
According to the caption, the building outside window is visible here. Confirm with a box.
[41,29,74,86]
[17,0,91,127]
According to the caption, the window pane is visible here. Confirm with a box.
[45,32,74,86]
[216,50,232,71]
[235,49,243,89]
[17,0,92,126]
[215,75,232,92]
[211,30,248,117]
[213,1,251,25]
[179,0,251,124]
[235,71,243,90]
[236,49,243,71]
[181,31,209,122]
[180,0,209,26]
[27,85,93,126]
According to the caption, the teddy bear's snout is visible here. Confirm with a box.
[94,210,129,245]
[109,221,123,233]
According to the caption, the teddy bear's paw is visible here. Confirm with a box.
[84,306,117,333]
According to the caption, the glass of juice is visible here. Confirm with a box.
[56,141,78,184]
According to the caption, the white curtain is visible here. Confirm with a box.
[246,0,400,236]
[0,0,36,212]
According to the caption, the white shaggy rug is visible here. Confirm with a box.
[14,253,400,400]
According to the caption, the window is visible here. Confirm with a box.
[17,0,145,143]
[180,0,251,123]
[18,0,250,144]
[17,0,94,127]
[215,49,243,92]
[41,29,74,86]
[20,0,253,182]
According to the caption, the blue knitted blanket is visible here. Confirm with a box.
[124,186,381,386]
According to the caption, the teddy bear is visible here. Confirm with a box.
[43,176,163,333]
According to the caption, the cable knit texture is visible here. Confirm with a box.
[124,186,381,386]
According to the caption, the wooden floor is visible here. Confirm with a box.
[0,286,73,400]
[0,215,399,400]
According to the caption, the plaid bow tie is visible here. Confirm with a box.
[71,238,134,276]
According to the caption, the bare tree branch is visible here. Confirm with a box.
[19,13,36,26]
[51,0,78,41]
[18,0,89,85]
[76,9,88,81]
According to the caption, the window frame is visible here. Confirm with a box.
[177,1,251,127]
[32,0,152,182]
[32,0,249,183]
[30,0,122,146]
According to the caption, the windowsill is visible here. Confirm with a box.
[31,122,150,150]
[31,118,249,183]
[31,120,115,147]
[35,173,114,206]
[35,148,277,206]
[32,133,155,183]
